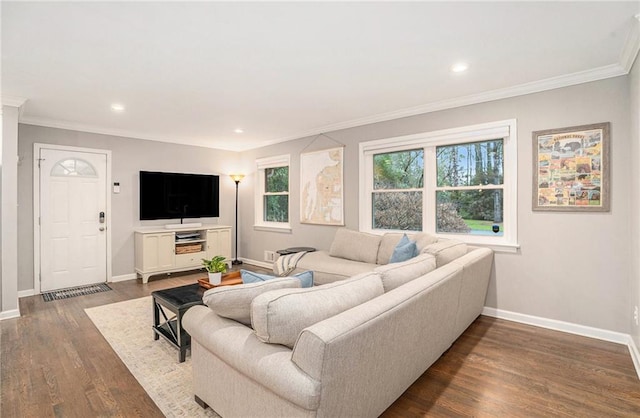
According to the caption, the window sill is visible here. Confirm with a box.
[253,224,292,234]
[366,229,520,254]
[436,233,519,254]
[468,242,520,254]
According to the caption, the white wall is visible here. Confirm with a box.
[1,111,3,308]
[17,125,241,291]
[2,105,19,316]
[241,75,632,334]
[630,54,640,348]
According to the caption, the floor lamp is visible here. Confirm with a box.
[230,174,244,265]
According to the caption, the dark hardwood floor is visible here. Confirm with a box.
[2,266,640,417]
[382,317,640,417]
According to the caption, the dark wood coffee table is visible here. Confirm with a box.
[152,273,245,362]
[152,283,205,362]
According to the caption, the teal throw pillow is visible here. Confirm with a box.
[241,269,314,288]
[389,234,417,263]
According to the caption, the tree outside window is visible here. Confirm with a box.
[370,139,505,236]
[372,149,423,231]
[255,154,290,229]
[264,166,289,222]
[436,139,504,236]
[361,120,516,248]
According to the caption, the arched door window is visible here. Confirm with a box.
[50,158,98,178]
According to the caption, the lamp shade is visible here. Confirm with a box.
[230,174,245,183]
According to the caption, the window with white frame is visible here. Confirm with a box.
[360,120,518,250]
[255,154,290,230]
[372,149,424,231]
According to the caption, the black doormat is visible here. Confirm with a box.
[42,283,112,302]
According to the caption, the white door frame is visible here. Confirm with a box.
[33,143,112,294]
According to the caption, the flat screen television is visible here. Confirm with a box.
[139,171,220,220]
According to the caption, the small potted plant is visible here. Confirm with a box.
[202,255,228,285]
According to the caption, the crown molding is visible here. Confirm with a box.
[2,96,27,108]
[265,63,628,148]
[619,14,640,72]
[18,116,242,152]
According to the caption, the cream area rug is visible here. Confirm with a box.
[85,297,219,418]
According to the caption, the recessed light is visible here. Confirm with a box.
[451,63,469,73]
[111,103,125,112]
[234,129,244,134]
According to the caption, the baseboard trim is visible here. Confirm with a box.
[482,307,629,344]
[110,273,137,283]
[240,258,273,270]
[628,336,640,380]
[0,309,21,320]
[18,289,36,298]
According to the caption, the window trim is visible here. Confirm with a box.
[255,154,291,231]
[359,119,518,252]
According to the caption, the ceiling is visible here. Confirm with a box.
[2,2,639,152]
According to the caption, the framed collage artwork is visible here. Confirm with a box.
[532,122,610,212]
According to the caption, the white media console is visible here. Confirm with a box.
[134,224,232,283]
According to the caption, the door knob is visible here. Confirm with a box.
[99,227,105,231]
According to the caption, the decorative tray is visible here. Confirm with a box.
[198,270,242,289]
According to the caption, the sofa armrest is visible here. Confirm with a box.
[183,305,321,410]
[449,247,494,340]
[291,263,464,417]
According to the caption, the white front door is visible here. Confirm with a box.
[39,147,108,291]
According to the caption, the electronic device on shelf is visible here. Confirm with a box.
[175,232,200,241]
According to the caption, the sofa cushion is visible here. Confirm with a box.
[389,234,418,263]
[414,232,439,252]
[241,269,314,288]
[202,277,302,325]
[329,229,381,264]
[293,250,378,285]
[377,232,438,264]
[251,272,384,348]
[374,253,437,292]
[376,233,404,264]
[421,239,468,267]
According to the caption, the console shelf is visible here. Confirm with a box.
[134,224,232,283]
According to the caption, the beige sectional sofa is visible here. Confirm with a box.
[291,228,469,284]
[183,229,493,417]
